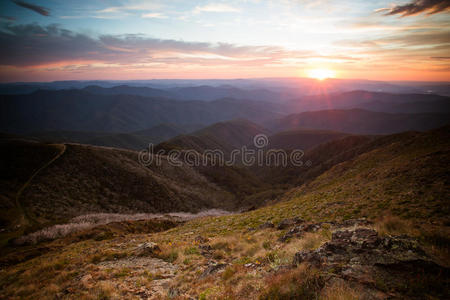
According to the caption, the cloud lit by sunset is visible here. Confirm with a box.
[0,0,449,82]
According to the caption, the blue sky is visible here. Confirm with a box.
[0,0,449,81]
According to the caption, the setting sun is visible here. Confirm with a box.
[307,69,336,80]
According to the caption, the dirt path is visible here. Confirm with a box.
[15,144,67,226]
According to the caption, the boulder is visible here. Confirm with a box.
[279,222,322,242]
[134,242,161,257]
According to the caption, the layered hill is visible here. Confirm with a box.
[261,129,349,151]
[84,85,285,102]
[270,109,449,134]
[0,90,284,134]
[289,90,450,113]
[156,119,271,155]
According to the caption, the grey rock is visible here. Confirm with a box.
[199,262,227,278]
[134,242,161,257]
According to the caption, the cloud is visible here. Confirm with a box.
[377,0,450,17]
[194,3,241,14]
[12,0,50,16]
[141,12,167,19]
[0,23,298,68]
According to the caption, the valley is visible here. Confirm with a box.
[0,79,449,299]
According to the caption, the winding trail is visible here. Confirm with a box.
[15,144,67,226]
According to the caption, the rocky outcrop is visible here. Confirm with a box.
[279,218,372,242]
[293,227,449,299]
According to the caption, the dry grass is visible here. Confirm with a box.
[259,264,323,300]
[320,280,361,300]
[375,214,412,236]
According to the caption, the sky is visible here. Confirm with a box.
[0,0,449,82]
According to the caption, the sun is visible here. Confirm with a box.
[307,68,336,80]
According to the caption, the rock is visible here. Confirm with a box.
[292,227,449,298]
[276,217,305,230]
[134,242,161,257]
[258,221,275,229]
[293,250,321,266]
[335,218,372,228]
[199,262,227,278]
[279,222,322,242]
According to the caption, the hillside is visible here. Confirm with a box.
[270,108,449,134]
[262,129,349,151]
[0,138,240,231]
[28,124,203,151]
[1,126,448,299]
[156,119,271,156]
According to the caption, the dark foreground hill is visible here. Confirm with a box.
[270,108,449,134]
[28,124,204,151]
[0,138,249,231]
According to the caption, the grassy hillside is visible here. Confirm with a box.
[1,127,448,299]
[0,139,239,231]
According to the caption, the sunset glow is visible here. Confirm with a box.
[307,69,336,81]
[0,0,449,82]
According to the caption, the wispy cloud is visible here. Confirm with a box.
[12,0,50,16]
[141,12,167,19]
[194,3,241,14]
[0,23,339,70]
[377,0,450,17]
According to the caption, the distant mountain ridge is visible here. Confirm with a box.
[0,90,283,134]
[289,90,450,113]
[270,109,450,134]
